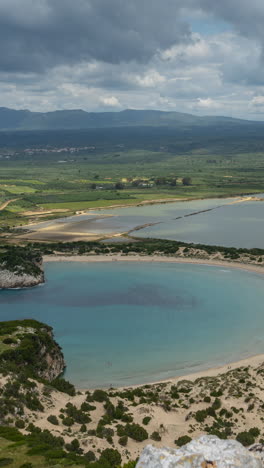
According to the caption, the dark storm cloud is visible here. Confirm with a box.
[2,0,264,116]
[0,0,191,73]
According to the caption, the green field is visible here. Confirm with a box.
[0,140,264,229]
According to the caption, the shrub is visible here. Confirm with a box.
[249,427,260,437]
[175,435,192,447]
[62,417,74,427]
[212,398,221,411]
[119,435,128,446]
[81,401,96,412]
[15,419,25,429]
[47,415,59,425]
[204,396,211,403]
[0,459,14,467]
[19,464,33,468]
[80,424,87,432]
[84,450,96,462]
[150,431,161,441]
[116,425,126,437]
[2,338,17,345]
[121,463,137,468]
[121,414,133,423]
[236,431,256,446]
[142,416,151,425]
[99,448,121,467]
[51,378,75,396]
[195,410,207,423]
[0,426,24,442]
[125,423,148,442]
[210,390,223,397]
[93,389,108,402]
[65,438,82,454]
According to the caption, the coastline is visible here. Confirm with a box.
[43,254,264,390]
[17,193,260,232]
[43,254,264,275]
[96,353,264,392]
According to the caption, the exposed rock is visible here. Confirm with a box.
[250,444,264,463]
[0,249,45,289]
[136,435,262,467]
[0,268,44,289]
[38,329,66,381]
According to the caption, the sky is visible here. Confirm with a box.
[1,0,264,119]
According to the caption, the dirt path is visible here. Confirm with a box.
[0,198,19,211]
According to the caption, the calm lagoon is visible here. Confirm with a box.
[1,261,264,388]
[26,196,264,248]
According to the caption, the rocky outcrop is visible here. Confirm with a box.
[136,435,262,467]
[37,329,66,381]
[0,249,45,289]
[0,321,65,382]
[0,268,44,289]
[249,444,264,463]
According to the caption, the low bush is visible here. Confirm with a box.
[99,448,121,467]
[150,431,161,441]
[125,423,148,442]
[142,416,151,425]
[47,415,59,425]
[0,459,14,467]
[51,378,75,396]
[119,435,128,446]
[236,430,256,446]
[15,419,25,429]
[84,451,96,462]
[175,435,192,447]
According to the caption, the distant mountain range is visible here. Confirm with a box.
[0,107,262,131]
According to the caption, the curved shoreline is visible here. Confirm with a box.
[104,353,264,391]
[43,254,264,389]
[43,254,264,275]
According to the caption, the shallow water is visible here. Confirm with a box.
[1,261,264,388]
[26,196,264,248]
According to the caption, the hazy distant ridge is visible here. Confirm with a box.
[0,107,260,131]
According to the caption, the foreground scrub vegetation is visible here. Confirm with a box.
[0,319,264,467]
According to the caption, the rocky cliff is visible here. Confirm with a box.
[0,247,44,289]
[0,267,44,289]
[0,319,65,381]
[136,435,263,467]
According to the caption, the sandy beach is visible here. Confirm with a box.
[19,352,264,463]
[43,254,264,275]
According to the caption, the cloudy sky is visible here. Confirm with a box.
[1,0,264,119]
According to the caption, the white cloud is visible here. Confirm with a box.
[196,97,220,109]
[251,96,264,106]
[99,96,121,107]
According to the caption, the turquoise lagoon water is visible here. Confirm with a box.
[1,261,264,388]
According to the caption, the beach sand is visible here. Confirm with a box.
[24,253,263,461]
[43,254,264,275]
[20,353,264,463]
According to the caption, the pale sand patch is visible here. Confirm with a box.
[20,353,264,463]
[23,209,70,215]
[43,254,264,276]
